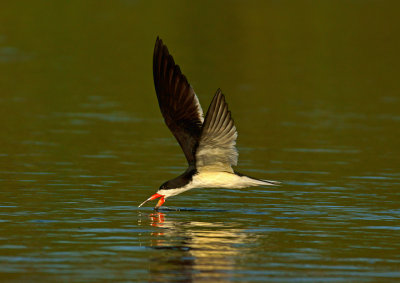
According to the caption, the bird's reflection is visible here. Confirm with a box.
[140,211,248,282]
[149,212,165,226]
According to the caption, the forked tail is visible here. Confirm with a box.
[249,177,280,186]
[235,171,280,187]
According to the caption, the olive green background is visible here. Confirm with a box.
[1,1,399,281]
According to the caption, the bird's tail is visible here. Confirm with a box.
[235,171,280,187]
[251,178,280,186]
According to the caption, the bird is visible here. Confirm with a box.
[139,37,279,210]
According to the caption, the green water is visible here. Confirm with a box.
[1,1,400,282]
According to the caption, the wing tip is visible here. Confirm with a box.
[215,88,223,98]
[154,36,171,63]
[155,36,162,47]
[154,36,162,56]
[214,88,227,106]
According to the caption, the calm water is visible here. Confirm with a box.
[1,1,400,282]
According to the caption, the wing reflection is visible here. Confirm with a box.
[142,211,249,282]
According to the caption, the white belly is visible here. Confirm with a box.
[158,172,270,198]
[191,172,253,189]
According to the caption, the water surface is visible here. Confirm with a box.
[1,1,400,282]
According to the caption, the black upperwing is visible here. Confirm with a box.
[153,37,204,166]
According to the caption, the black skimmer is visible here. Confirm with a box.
[139,37,279,209]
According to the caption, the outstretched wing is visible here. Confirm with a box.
[153,37,204,166]
[196,89,238,173]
